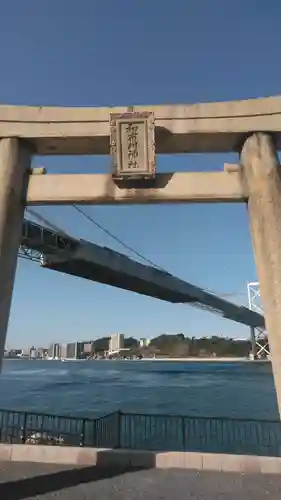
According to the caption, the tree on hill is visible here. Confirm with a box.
[124,337,139,349]
[92,333,252,358]
[94,337,109,353]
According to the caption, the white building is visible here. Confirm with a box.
[109,334,124,353]
[139,338,151,348]
[60,343,67,359]
[48,343,62,359]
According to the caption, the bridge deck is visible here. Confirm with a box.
[21,219,264,329]
[42,241,264,328]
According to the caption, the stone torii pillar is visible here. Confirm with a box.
[0,138,31,369]
[241,133,281,417]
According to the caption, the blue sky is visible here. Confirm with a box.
[0,0,279,347]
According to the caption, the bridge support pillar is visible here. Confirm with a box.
[0,138,31,369]
[241,133,281,416]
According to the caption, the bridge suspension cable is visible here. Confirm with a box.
[71,205,245,302]
[21,206,246,304]
[72,205,167,272]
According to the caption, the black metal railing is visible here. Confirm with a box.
[1,408,281,457]
[0,409,87,447]
[119,413,281,457]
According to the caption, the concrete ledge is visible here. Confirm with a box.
[1,444,281,474]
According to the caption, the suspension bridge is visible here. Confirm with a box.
[19,215,264,329]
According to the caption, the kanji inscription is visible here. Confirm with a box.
[110,111,155,179]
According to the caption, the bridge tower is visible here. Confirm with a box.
[247,282,269,359]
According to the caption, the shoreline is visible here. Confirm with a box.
[139,357,268,362]
[3,356,269,363]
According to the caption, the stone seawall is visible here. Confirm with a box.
[0,444,281,474]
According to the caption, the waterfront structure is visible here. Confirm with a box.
[82,341,95,357]
[48,343,62,360]
[65,341,88,359]
[4,349,23,358]
[109,334,124,353]
[139,338,150,348]
[28,346,46,360]
[47,341,94,360]
[60,343,67,359]
[29,347,37,360]
[2,97,281,416]
[76,342,87,359]
[66,342,77,359]
[36,347,46,359]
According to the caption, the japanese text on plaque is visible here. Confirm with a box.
[126,124,139,169]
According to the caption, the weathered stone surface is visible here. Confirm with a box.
[110,112,155,178]
[241,133,281,416]
[2,96,281,154]
[0,138,31,368]
[26,170,246,205]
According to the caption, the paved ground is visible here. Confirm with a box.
[0,462,280,499]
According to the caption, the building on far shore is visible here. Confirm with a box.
[139,338,151,348]
[48,343,62,360]
[66,342,77,359]
[4,349,24,358]
[109,334,124,353]
[60,343,67,359]
[83,341,95,357]
[47,341,95,360]
[65,341,95,359]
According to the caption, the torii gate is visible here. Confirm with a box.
[1,96,281,414]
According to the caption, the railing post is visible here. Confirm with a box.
[20,412,27,444]
[92,419,97,447]
[116,411,122,449]
[182,416,186,450]
[80,419,86,447]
